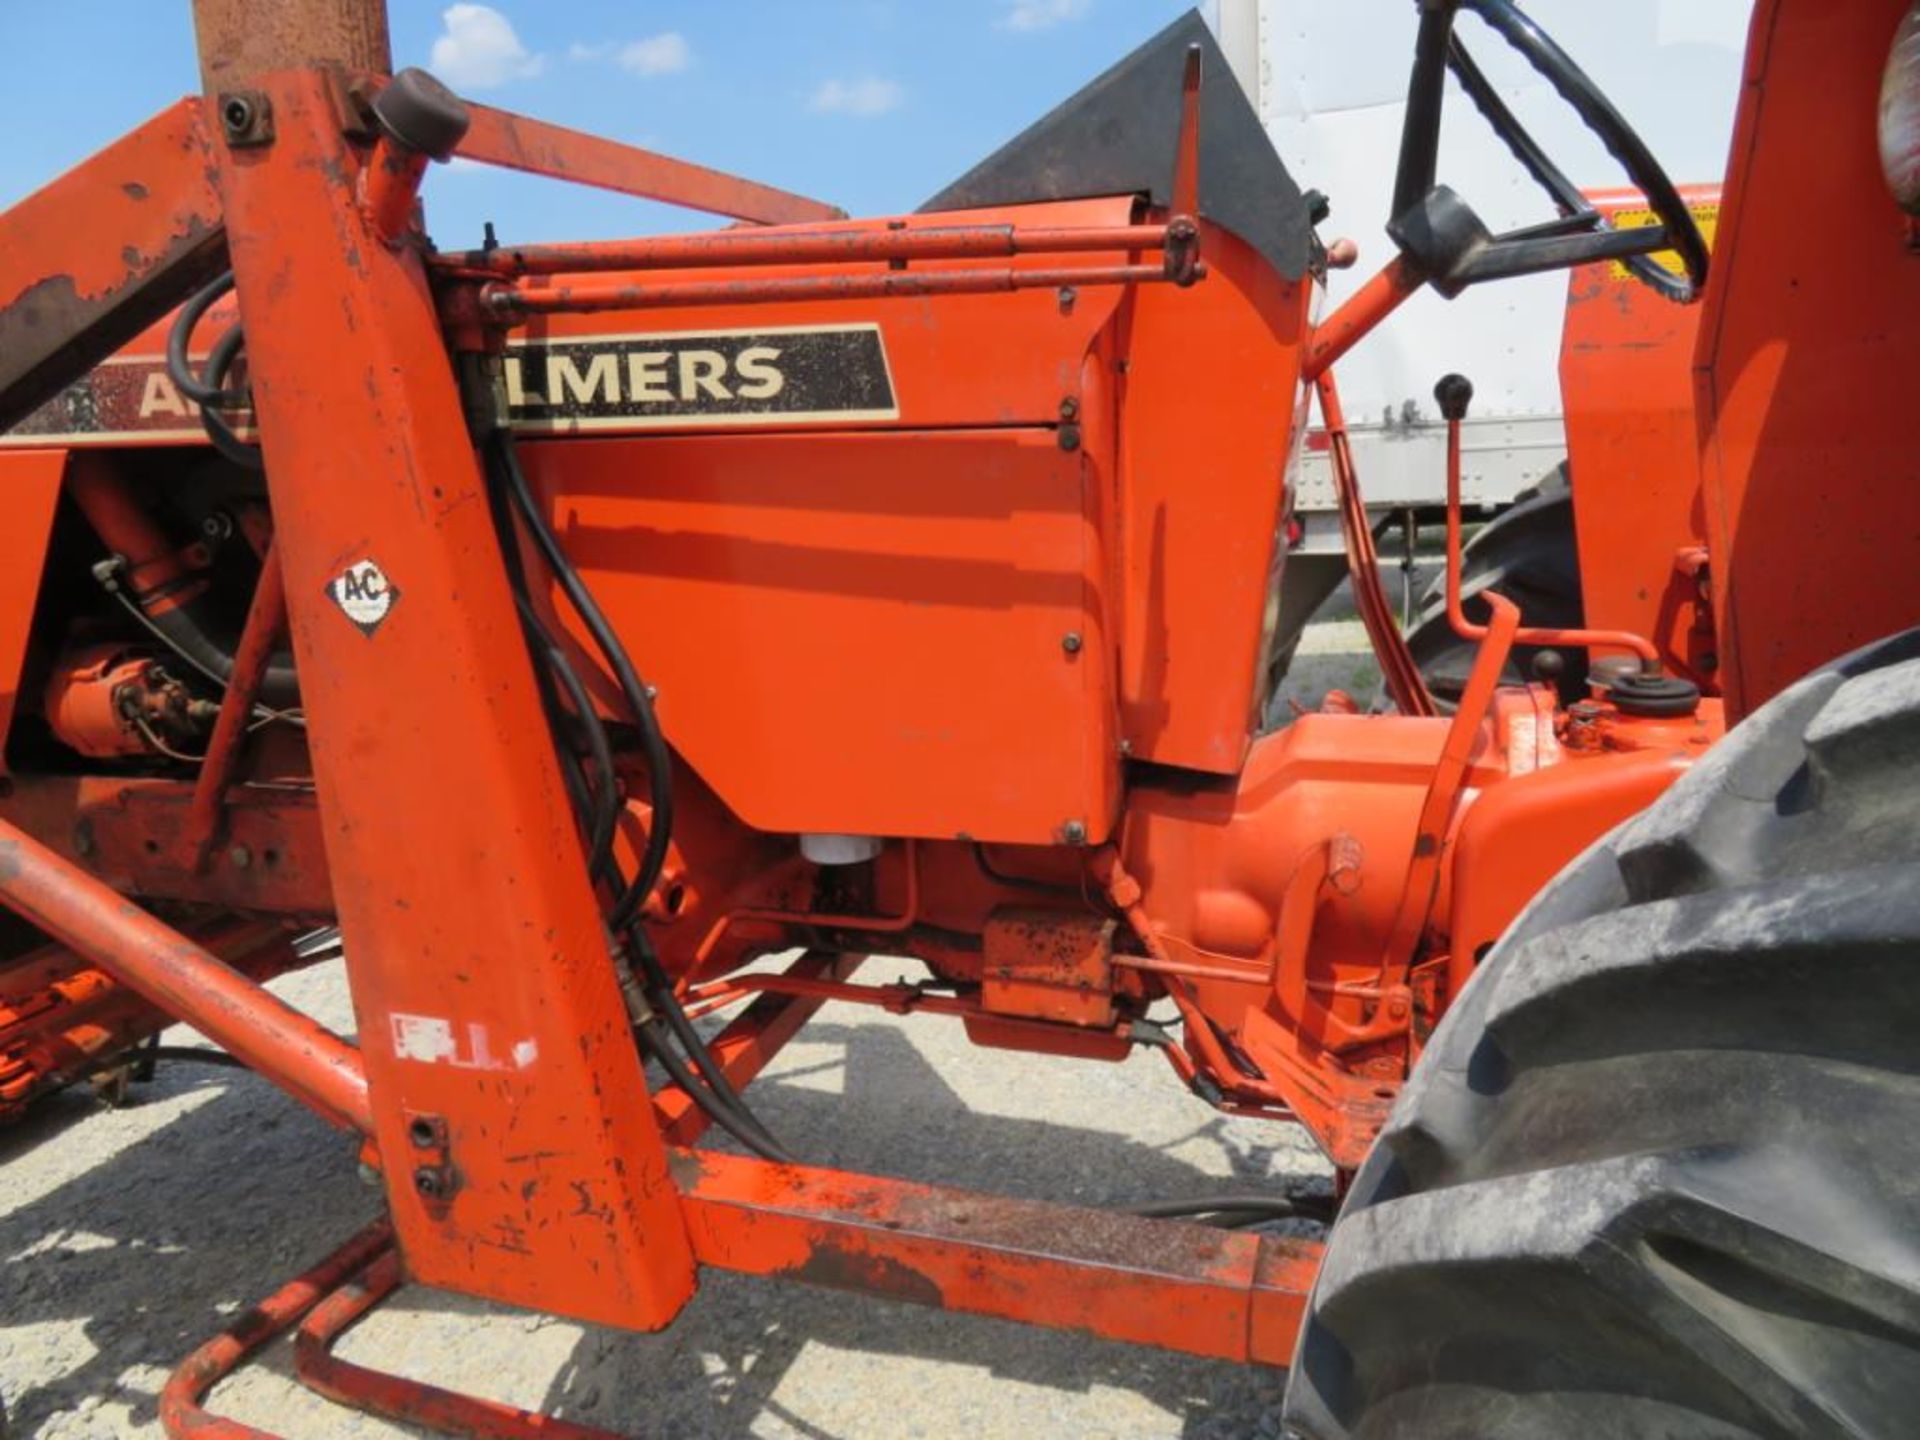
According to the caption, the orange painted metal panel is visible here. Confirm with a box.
[495,199,1132,434]
[0,451,64,769]
[1560,187,1718,689]
[0,776,332,914]
[1696,0,1920,716]
[0,98,225,430]
[1115,225,1311,772]
[522,425,1116,844]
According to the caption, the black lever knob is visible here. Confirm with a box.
[1433,372,1474,422]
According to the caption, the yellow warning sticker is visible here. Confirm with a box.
[1607,201,1719,281]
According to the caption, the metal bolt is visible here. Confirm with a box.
[1061,631,1083,655]
[407,1116,439,1149]
[413,1166,446,1199]
[356,1162,382,1187]
[1059,397,1079,421]
[229,845,253,869]
[1062,820,1087,845]
[1057,286,1077,313]
[217,90,273,147]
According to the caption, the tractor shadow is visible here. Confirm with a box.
[529,1014,1326,1439]
[0,990,1325,1439]
[0,1062,380,1436]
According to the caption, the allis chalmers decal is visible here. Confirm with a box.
[505,324,898,430]
[0,323,898,445]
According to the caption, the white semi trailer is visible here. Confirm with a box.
[1208,0,1753,663]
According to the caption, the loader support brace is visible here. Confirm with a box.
[0,816,371,1131]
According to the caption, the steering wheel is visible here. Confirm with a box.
[1387,0,1708,303]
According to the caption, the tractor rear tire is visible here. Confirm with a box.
[1282,626,1920,1439]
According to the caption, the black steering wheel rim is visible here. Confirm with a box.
[1393,0,1708,302]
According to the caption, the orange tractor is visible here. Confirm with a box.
[1,1,1916,1435]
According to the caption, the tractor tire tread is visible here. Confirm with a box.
[1282,627,1920,1440]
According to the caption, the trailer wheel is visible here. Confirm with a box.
[1405,465,1583,707]
[1283,626,1920,1440]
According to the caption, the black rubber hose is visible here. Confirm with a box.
[198,324,265,472]
[637,1017,794,1164]
[492,431,672,921]
[516,592,621,877]
[137,601,301,710]
[480,429,793,1162]
[1124,1193,1336,1224]
[489,445,624,881]
[166,271,238,406]
[131,282,296,700]
[628,922,791,1159]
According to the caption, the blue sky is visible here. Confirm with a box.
[0,1,1209,247]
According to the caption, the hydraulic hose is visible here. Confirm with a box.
[491,431,673,921]
[479,425,794,1164]
[515,591,621,879]
[68,457,300,709]
[637,1016,794,1164]
[1123,1193,1336,1225]
[628,923,792,1161]
[166,272,239,407]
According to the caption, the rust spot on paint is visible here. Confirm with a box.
[122,181,150,201]
[783,1244,944,1308]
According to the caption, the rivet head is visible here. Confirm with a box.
[1061,631,1083,655]
[229,845,252,869]
[1063,820,1087,845]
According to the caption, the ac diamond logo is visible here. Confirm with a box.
[326,558,399,636]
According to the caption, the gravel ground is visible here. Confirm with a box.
[0,622,1378,1440]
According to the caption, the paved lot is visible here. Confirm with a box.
[1,625,1376,1440]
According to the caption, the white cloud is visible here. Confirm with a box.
[998,0,1092,32]
[430,4,544,90]
[618,32,692,76]
[808,76,904,117]
[567,41,611,62]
